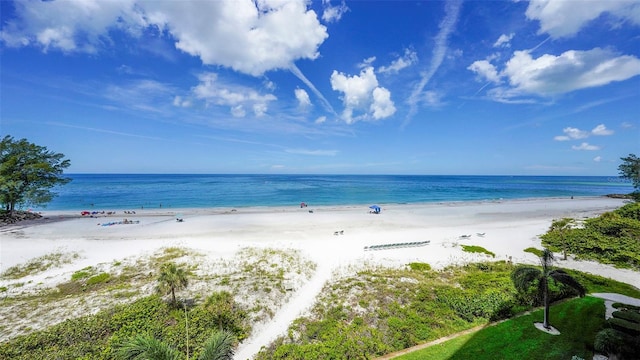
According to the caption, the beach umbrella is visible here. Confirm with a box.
[369,205,381,213]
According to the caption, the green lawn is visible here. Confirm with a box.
[396,296,606,360]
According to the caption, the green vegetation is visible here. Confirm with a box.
[157,262,190,305]
[0,295,249,360]
[253,261,638,360]
[396,296,606,360]
[461,245,495,258]
[618,153,640,200]
[511,249,586,330]
[1,251,79,279]
[0,135,70,215]
[596,302,640,359]
[523,247,544,257]
[116,330,236,360]
[407,262,431,272]
[541,202,640,270]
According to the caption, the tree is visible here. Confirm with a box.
[116,331,235,360]
[157,262,189,305]
[511,249,586,330]
[548,218,575,260]
[618,153,640,193]
[0,135,70,216]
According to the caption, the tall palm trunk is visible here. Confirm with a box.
[543,278,550,329]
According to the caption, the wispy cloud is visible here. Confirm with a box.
[289,63,337,115]
[572,142,600,151]
[406,0,462,125]
[46,122,164,140]
[285,148,339,156]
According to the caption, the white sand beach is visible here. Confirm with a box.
[1,196,638,359]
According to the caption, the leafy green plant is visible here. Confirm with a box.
[461,245,495,258]
[524,247,544,257]
[408,262,431,272]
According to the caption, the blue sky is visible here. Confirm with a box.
[1,0,639,175]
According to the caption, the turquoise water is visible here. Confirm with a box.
[34,174,634,211]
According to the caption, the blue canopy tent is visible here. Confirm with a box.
[369,205,381,214]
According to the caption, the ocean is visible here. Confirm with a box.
[33,174,634,211]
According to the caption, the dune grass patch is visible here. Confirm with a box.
[1,251,80,279]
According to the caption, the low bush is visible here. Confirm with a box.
[612,310,640,324]
[408,262,431,272]
[461,245,495,258]
[608,317,640,335]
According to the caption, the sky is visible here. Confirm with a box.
[1,0,639,175]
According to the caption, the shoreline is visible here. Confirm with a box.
[22,194,617,217]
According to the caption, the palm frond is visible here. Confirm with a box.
[115,334,181,360]
[549,269,587,296]
[198,330,236,360]
[511,266,541,293]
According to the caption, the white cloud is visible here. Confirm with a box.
[315,116,327,124]
[473,48,640,100]
[192,72,277,117]
[554,127,589,141]
[467,60,500,83]
[322,0,349,23]
[554,124,614,141]
[493,33,514,48]
[572,142,600,151]
[378,49,418,74]
[1,0,329,76]
[593,156,602,162]
[295,88,311,108]
[591,124,614,136]
[370,87,396,119]
[526,0,640,39]
[330,66,396,124]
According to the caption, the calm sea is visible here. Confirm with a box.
[32,174,634,211]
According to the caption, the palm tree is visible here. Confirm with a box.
[116,330,235,360]
[116,334,182,360]
[511,248,586,330]
[549,218,575,260]
[157,262,189,305]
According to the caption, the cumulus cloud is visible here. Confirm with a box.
[467,60,500,83]
[593,156,602,162]
[1,0,328,76]
[554,127,589,141]
[330,66,396,124]
[470,48,640,101]
[322,0,349,23]
[591,124,614,136]
[554,124,614,141]
[315,116,327,124]
[191,72,276,117]
[572,142,600,151]
[526,0,640,39]
[378,49,418,74]
[493,33,514,48]
[295,88,311,108]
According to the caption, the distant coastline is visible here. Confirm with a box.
[33,174,634,211]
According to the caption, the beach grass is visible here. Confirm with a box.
[395,296,605,360]
[0,251,80,279]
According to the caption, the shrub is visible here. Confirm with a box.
[408,262,431,272]
[608,317,640,335]
[461,245,495,258]
[613,302,640,312]
[594,328,625,356]
[524,247,544,257]
[612,310,640,324]
[86,273,111,286]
